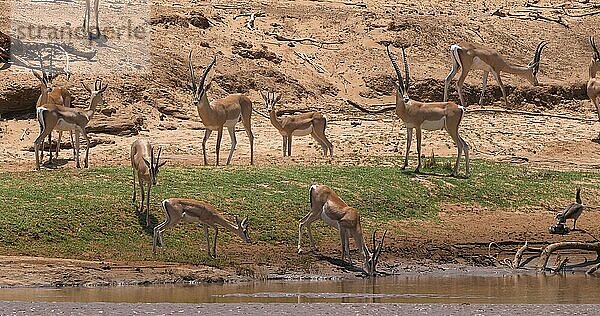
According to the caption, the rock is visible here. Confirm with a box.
[0,77,39,115]
[87,115,142,135]
[157,121,178,130]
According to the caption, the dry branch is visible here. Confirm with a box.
[586,262,600,274]
[266,32,344,46]
[536,242,600,271]
[294,51,327,73]
[465,108,598,122]
[512,241,543,269]
[233,11,264,30]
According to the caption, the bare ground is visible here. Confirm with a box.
[0,0,600,286]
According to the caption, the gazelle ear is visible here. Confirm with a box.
[241,216,249,228]
[158,161,167,168]
[274,94,282,104]
[32,69,43,81]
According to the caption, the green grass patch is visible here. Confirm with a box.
[0,158,595,266]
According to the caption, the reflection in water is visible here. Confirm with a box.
[2,274,600,304]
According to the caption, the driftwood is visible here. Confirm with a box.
[308,0,367,8]
[266,32,344,46]
[536,241,600,271]
[466,108,598,122]
[294,51,327,73]
[512,241,544,269]
[233,11,264,30]
[552,257,570,273]
[586,262,600,274]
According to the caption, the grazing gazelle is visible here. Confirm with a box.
[261,91,333,157]
[444,41,548,106]
[588,36,600,127]
[83,0,101,39]
[298,184,385,274]
[386,45,470,177]
[153,198,251,257]
[188,52,254,165]
[34,78,107,170]
[131,139,166,226]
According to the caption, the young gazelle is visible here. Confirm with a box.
[34,79,107,170]
[188,52,254,165]
[131,139,166,226]
[153,198,251,258]
[261,91,333,157]
[298,184,385,274]
[444,41,547,106]
[588,36,600,126]
[386,46,470,177]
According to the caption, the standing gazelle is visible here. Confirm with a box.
[153,198,251,258]
[34,79,107,170]
[131,139,166,226]
[444,41,547,107]
[188,52,254,165]
[588,36,600,129]
[83,0,101,39]
[261,91,333,157]
[388,45,470,177]
[298,184,385,275]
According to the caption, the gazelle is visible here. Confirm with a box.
[444,41,548,107]
[388,45,470,177]
[34,78,107,170]
[298,184,385,274]
[33,52,73,162]
[153,198,251,257]
[188,52,254,165]
[131,139,166,226]
[83,0,101,39]
[261,91,333,157]
[588,36,600,126]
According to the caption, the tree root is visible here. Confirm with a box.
[512,241,543,269]
[536,242,600,271]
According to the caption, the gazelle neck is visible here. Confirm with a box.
[38,85,49,105]
[395,91,407,115]
[213,215,244,238]
[85,95,102,120]
[268,108,284,131]
[502,63,532,77]
[196,92,215,117]
[590,62,599,79]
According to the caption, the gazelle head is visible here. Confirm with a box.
[260,91,282,112]
[235,215,251,243]
[365,230,387,276]
[82,78,108,104]
[188,50,216,106]
[386,45,410,104]
[143,146,167,186]
[526,41,548,86]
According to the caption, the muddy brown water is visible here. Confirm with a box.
[1,274,600,304]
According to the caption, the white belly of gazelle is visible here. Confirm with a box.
[224,116,240,128]
[292,126,313,136]
[421,117,446,131]
[55,119,80,132]
[320,207,338,228]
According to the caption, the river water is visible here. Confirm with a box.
[1,274,600,304]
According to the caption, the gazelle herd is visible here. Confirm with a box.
[12,34,599,275]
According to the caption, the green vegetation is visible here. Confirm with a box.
[0,158,596,265]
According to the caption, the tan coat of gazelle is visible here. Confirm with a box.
[33,53,73,162]
[388,46,470,177]
[444,41,547,106]
[261,91,333,157]
[34,78,107,170]
[153,198,250,258]
[187,52,254,165]
[131,139,166,226]
[297,184,385,275]
[588,36,600,131]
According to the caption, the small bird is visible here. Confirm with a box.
[555,188,584,230]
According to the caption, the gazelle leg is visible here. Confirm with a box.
[215,128,223,166]
[415,128,422,173]
[491,71,508,106]
[55,131,62,158]
[226,126,237,165]
[282,136,287,156]
[288,136,292,156]
[81,130,90,168]
[479,71,489,106]
[462,137,470,177]
[46,133,53,161]
[132,169,137,206]
[94,0,100,37]
[449,132,463,177]
[204,224,211,257]
[455,64,472,107]
[212,226,218,257]
[201,129,212,165]
[403,128,413,169]
[297,211,321,253]
[138,180,145,213]
[74,131,81,168]
[70,131,75,159]
[34,128,53,170]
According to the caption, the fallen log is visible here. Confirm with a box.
[512,241,543,269]
[466,108,598,122]
[536,241,600,271]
